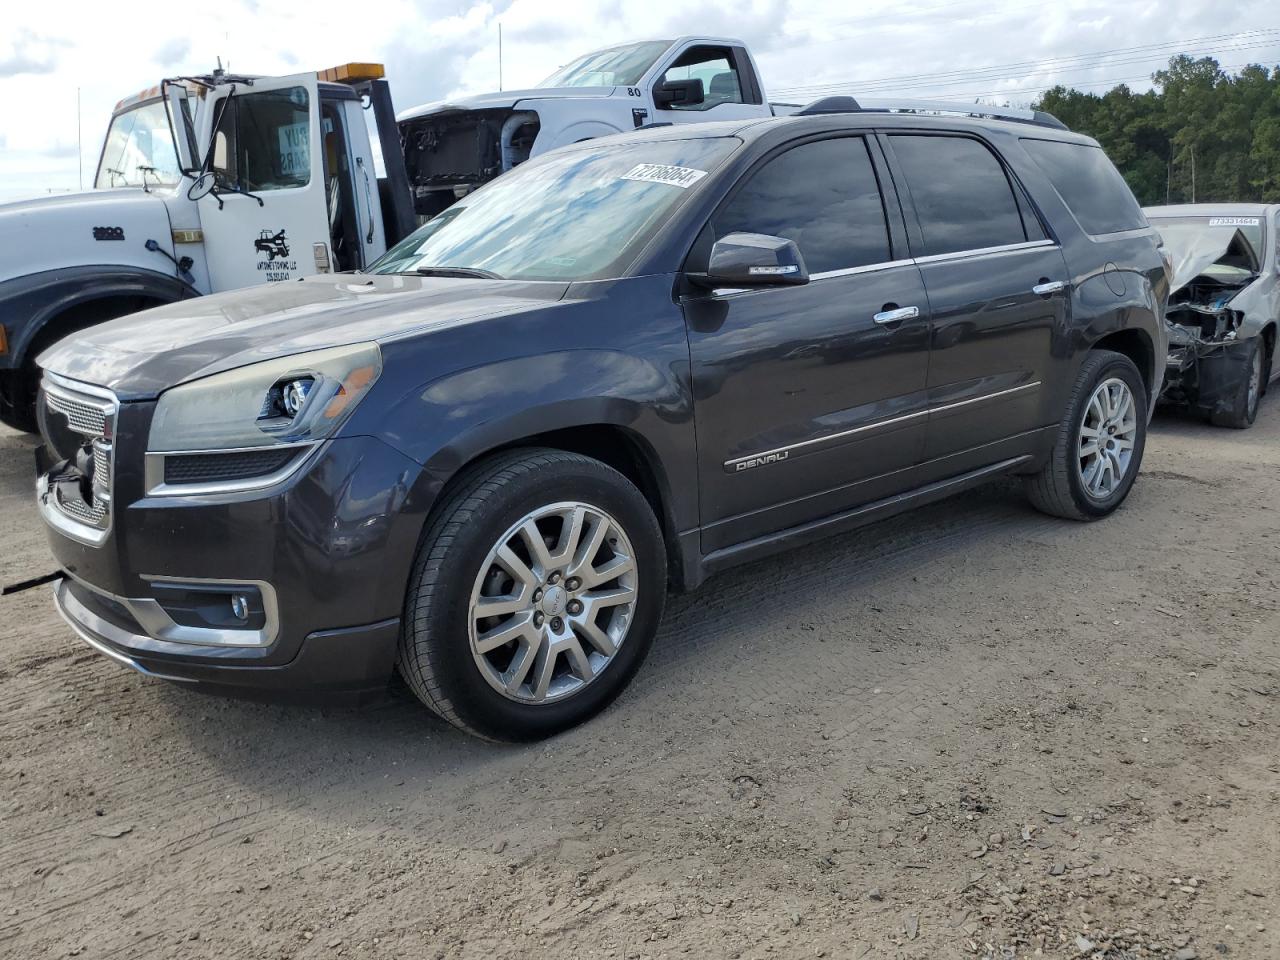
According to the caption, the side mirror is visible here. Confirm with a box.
[186,171,216,201]
[654,78,705,109]
[695,233,810,288]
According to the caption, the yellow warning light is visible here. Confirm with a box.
[317,63,386,85]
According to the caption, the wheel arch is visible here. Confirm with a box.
[2,265,197,370]
[1090,327,1156,400]
[414,417,689,592]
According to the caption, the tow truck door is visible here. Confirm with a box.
[195,73,332,292]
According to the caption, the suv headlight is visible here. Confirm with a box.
[149,343,382,452]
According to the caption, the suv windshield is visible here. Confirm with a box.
[540,40,671,87]
[95,100,182,189]
[369,137,738,282]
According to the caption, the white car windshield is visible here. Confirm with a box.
[96,100,182,189]
[540,40,671,88]
[370,137,738,282]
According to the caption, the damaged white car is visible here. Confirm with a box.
[1145,204,1280,428]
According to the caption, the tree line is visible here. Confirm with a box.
[1032,55,1280,205]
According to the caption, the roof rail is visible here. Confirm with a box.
[795,96,1067,130]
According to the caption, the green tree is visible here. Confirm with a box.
[1034,55,1280,205]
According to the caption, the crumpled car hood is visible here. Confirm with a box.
[1157,223,1260,293]
[38,273,569,400]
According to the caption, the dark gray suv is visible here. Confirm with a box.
[36,105,1169,740]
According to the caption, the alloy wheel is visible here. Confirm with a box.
[1078,377,1138,500]
[468,501,638,704]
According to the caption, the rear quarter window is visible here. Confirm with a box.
[1021,138,1146,237]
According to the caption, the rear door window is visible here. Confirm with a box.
[888,134,1028,257]
[712,137,892,274]
[1020,138,1146,236]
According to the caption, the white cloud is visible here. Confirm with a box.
[0,0,1276,200]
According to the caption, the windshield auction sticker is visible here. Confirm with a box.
[1208,217,1261,226]
[621,163,708,189]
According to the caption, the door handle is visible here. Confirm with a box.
[1032,280,1066,296]
[873,305,920,326]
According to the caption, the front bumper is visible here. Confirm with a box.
[40,426,433,701]
[53,575,401,701]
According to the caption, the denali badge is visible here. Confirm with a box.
[730,450,790,473]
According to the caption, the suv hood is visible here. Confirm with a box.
[38,273,569,401]
[398,86,615,120]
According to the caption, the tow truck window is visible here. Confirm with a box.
[662,46,744,112]
[211,86,311,192]
[95,100,182,189]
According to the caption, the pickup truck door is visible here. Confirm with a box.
[683,135,932,553]
[648,42,769,126]
[194,73,333,292]
[880,132,1070,476]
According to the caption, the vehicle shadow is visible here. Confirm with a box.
[146,475,1053,806]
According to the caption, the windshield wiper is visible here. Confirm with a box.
[411,266,503,280]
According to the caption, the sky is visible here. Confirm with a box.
[1,0,1278,202]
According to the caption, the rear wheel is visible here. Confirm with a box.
[1209,337,1263,429]
[397,449,666,741]
[1025,350,1148,520]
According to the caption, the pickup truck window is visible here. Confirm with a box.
[540,40,672,88]
[663,46,744,111]
[711,137,891,274]
[890,135,1028,257]
[212,86,312,192]
[1021,138,1148,237]
[369,137,738,282]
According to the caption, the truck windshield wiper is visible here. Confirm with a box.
[411,266,503,280]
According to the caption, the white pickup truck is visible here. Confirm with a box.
[398,37,778,217]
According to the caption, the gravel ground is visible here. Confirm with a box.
[0,407,1277,960]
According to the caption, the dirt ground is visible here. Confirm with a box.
[1,405,1277,960]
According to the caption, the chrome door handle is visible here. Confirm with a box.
[1033,280,1066,296]
[873,305,920,325]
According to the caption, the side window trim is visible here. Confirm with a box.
[878,130,1051,258]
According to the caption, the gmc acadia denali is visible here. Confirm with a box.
[36,103,1169,740]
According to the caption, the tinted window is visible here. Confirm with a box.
[890,135,1027,256]
[212,86,311,192]
[1022,138,1146,236]
[713,138,891,274]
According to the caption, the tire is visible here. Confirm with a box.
[1209,337,1262,429]
[0,367,38,433]
[397,448,666,741]
[1025,349,1148,521]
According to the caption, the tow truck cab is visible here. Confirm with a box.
[0,63,415,430]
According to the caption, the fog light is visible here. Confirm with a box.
[230,593,250,621]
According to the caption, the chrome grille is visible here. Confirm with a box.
[45,390,108,436]
[40,375,118,539]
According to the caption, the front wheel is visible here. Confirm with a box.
[0,367,39,433]
[1025,350,1148,520]
[398,449,666,741]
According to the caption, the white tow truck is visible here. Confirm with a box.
[0,62,416,429]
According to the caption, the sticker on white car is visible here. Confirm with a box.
[1208,217,1261,226]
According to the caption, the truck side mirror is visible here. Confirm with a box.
[654,78,705,109]
[693,233,809,288]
